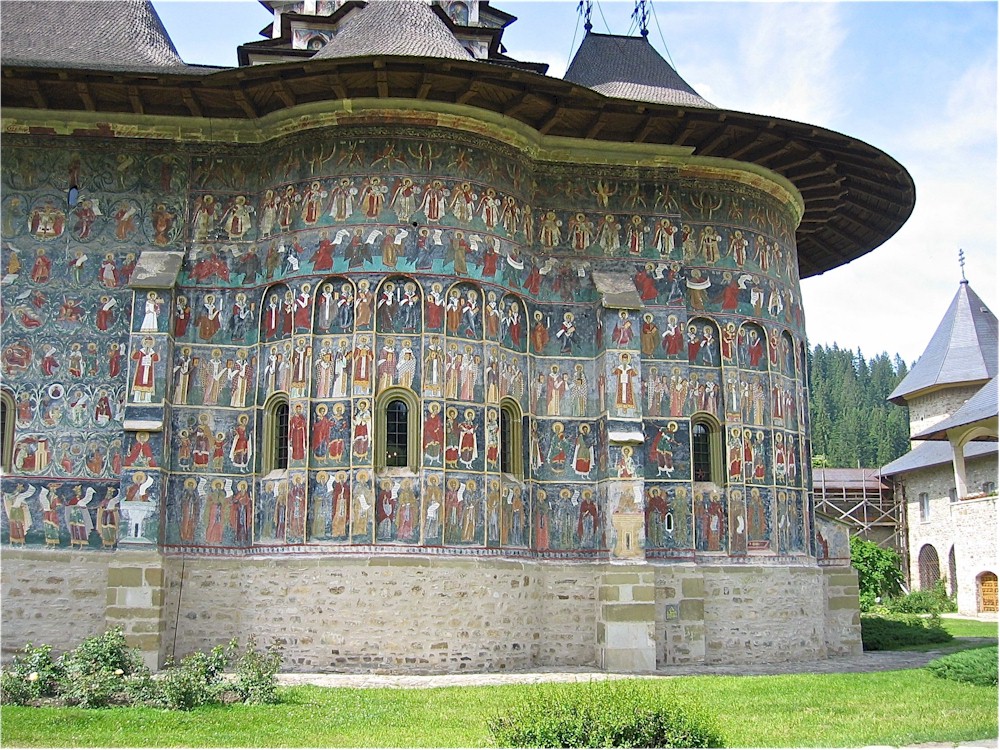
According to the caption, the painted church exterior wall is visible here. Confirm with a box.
[0,106,856,668]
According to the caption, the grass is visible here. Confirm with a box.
[941,617,999,639]
[875,617,998,653]
[2,669,996,748]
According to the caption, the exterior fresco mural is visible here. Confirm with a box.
[1,125,811,560]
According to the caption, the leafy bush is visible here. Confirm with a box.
[0,670,34,706]
[159,643,231,710]
[56,628,151,708]
[926,647,998,687]
[488,680,722,748]
[232,635,283,705]
[850,537,904,611]
[886,579,957,615]
[1,630,284,710]
[860,613,953,651]
[0,643,64,705]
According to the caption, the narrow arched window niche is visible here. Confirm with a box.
[691,412,723,485]
[262,392,290,475]
[499,397,524,479]
[0,389,14,474]
[375,386,420,472]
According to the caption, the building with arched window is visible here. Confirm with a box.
[1,0,916,670]
[882,280,998,615]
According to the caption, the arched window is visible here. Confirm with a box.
[691,413,722,484]
[917,544,940,590]
[499,398,524,478]
[263,393,290,473]
[375,387,419,472]
[0,389,14,474]
[385,399,408,467]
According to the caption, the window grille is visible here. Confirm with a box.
[385,399,408,467]
[692,422,712,482]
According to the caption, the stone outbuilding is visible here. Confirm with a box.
[882,280,998,615]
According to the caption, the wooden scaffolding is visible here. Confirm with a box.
[813,468,905,556]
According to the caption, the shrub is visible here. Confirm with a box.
[886,579,957,615]
[861,613,952,651]
[0,643,63,704]
[56,628,151,709]
[232,635,283,705]
[1,630,284,710]
[158,643,231,710]
[0,670,35,706]
[926,646,998,688]
[488,680,722,748]
[850,537,904,611]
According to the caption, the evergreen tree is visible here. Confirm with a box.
[807,344,910,468]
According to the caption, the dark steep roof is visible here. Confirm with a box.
[0,0,188,71]
[564,32,713,108]
[911,378,998,441]
[889,282,998,404]
[880,439,997,476]
[312,0,473,61]
[1,6,915,278]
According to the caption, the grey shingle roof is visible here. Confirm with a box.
[563,32,714,108]
[1,0,189,71]
[880,439,997,476]
[889,281,998,404]
[312,0,473,61]
[911,378,998,441]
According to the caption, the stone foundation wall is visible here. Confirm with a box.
[699,566,826,663]
[161,555,598,672]
[822,566,863,656]
[1,549,112,658]
[3,553,860,671]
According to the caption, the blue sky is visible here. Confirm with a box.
[152,0,997,365]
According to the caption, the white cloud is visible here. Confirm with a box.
[683,3,848,126]
[897,58,997,157]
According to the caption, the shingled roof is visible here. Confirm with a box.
[312,0,473,61]
[564,32,713,108]
[889,281,998,404]
[880,439,997,476]
[0,0,191,72]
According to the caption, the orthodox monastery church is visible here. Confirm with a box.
[882,279,998,616]
[0,0,914,671]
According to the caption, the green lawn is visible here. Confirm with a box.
[883,617,999,653]
[941,618,999,639]
[2,669,996,748]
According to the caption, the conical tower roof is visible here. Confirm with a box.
[312,0,473,61]
[0,0,186,71]
[564,32,713,108]
[889,281,998,404]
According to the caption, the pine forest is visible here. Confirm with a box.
[808,345,911,469]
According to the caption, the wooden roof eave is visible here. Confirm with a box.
[1,55,914,278]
